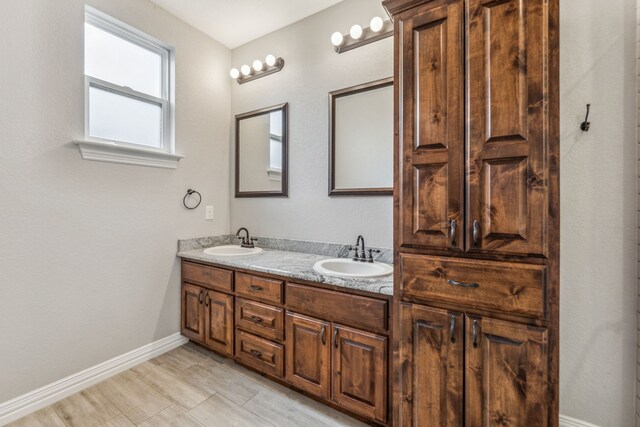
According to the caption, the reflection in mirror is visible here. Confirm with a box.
[235,103,288,197]
[329,78,393,196]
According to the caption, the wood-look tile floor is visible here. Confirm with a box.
[8,343,366,427]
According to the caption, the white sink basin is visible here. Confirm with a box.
[313,258,393,278]
[203,245,263,256]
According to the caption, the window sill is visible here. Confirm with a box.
[74,140,183,169]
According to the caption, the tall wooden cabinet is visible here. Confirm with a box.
[383,0,559,425]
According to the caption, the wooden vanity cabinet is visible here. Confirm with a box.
[182,262,391,425]
[398,303,548,426]
[181,283,234,356]
[285,313,389,423]
[181,262,235,357]
[285,312,331,399]
[385,0,559,424]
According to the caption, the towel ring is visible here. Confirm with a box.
[183,189,202,210]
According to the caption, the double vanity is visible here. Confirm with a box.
[177,231,393,425]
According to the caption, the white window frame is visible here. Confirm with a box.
[76,6,182,169]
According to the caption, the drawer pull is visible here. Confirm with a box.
[449,315,456,343]
[249,285,264,292]
[321,325,326,345]
[333,328,339,348]
[198,290,203,304]
[249,315,263,324]
[204,292,210,307]
[447,279,479,289]
[250,349,262,359]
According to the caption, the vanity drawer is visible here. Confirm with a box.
[182,261,233,292]
[235,273,283,304]
[235,330,284,378]
[286,283,388,332]
[401,254,546,319]
[236,298,284,341]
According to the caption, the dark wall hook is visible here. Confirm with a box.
[580,104,591,132]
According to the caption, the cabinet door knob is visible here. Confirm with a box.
[472,220,480,246]
[449,315,456,343]
[321,325,326,345]
[198,290,203,304]
[450,219,457,247]
[204,292,210,307]
[333,327,339,348]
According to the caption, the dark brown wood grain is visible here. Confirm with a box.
[203,289,234,356]
[398,303,463,426]
[235,297,284,341]
[285,312,331,399]
[181,283,205,343]
[465,316,548,426]
[384,0,559,424]
[398,0,465,252]
[235,329,284,378]
[401,254,546,319]
[465,0,548,257]
[331,324,388,423]
[286,282,388,333]
[235,272,283,304]
[182,261,233,293]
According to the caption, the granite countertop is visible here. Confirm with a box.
[177,246,394,296]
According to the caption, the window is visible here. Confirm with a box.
[77,7,180,168]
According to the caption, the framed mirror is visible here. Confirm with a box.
[329,77,393,196]
[235,103,288,197]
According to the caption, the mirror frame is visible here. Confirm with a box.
[328,77,394,196]
[235,103,289,198]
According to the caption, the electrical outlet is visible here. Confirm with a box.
[205,206,214,220]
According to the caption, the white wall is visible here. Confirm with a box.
[229,0,393,248]
[0,0,231,403]
[560,0,637,425]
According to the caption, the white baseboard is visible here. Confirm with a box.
[560,414,600,427]
[0,333,188,426]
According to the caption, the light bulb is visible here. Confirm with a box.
[265,54,276,67]
[229,68,240,79]
[253,59,264,72]
[370,16,384,33]
[350,24,363,40]
[331,31,344,47]
[240,64,251,76]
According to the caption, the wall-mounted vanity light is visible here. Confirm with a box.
[229,54,285,85]
[331,16,392,54]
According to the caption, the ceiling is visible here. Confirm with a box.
[150,0,345,49]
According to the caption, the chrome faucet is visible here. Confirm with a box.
[236,227,258,248]
[349,235,380,263]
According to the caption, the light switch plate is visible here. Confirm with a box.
[205,206,214,220]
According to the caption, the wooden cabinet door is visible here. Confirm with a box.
[466,0,549,256]
[331,324,388,423]
[285,312,330,399]
[181,283,205,343]
[398,303,463,426]
[203,290,234,356]
[399,0,465,251]
[465,316,548,426]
